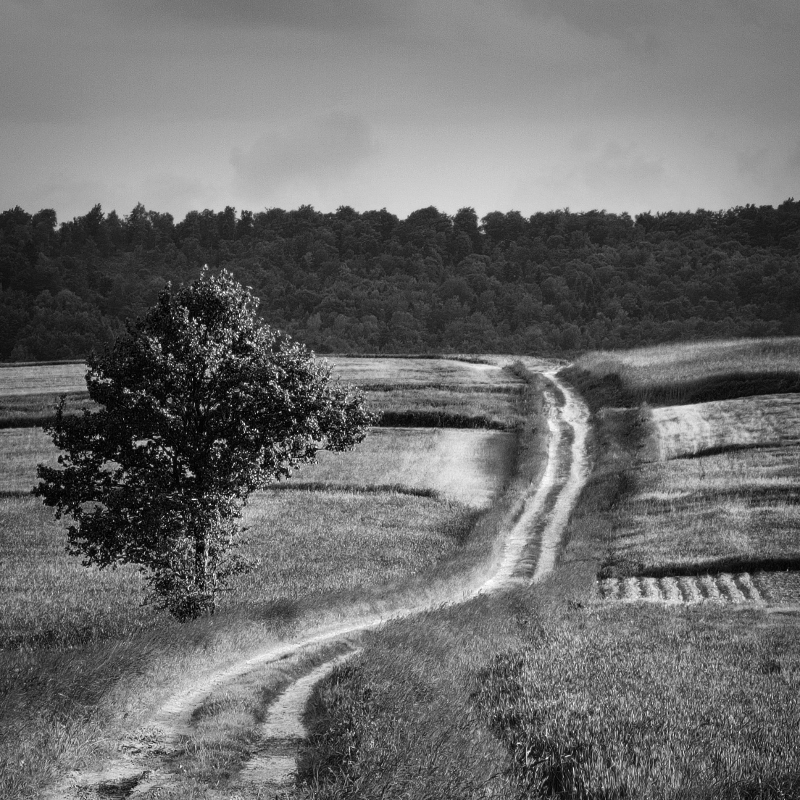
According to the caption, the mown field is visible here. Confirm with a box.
[567,336,800,409]
[0,357,526,430]
[0,356,531,799]
[303,338,800,800]
[5,340,800,799]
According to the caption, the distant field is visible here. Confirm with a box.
[330,356,521,388]
[650,392,800,459]
[0,357,526,429]
[0,356,520,396]
[570,336,800,407]
[606,445,800,575]
[582,346,800,606]
[0,361,87,396]
[1,425,515,508]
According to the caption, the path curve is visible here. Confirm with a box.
[45,364,590,799]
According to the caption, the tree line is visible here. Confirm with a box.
[2,199,799,360]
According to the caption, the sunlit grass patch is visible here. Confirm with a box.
[649,393,800,460]
[600,441,800,575]
[570,336,800,408]
[0,361,87,396]
[295,428,516,509]
[580,337,800,390]
[330,356,521,388]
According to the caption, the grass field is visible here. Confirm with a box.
[0,357,526,430]
[0,361,87,396]
[6,341,800,799]
[0,356,532,799]
[330,356,521,387]
[302,339,800,800]
[569,336,800,408]
[649,393,800,459]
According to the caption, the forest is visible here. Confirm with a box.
[1,199,799,360]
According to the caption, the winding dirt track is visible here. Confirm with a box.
[45,363,590,799]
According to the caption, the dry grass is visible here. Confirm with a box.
[604,443,800,575]
[301,348,800,800]
[649,393,800,460]
[0,362,87,396]
[363,386,524,429]
[329,356,521,387]
[579,337,800,391]
[294,428,515,509]
[0,355,531,799]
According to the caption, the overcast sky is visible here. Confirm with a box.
[2,0,798,223]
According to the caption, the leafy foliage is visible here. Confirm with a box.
[2,199,800,358]
[34,270,374,619]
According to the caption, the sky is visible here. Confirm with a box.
[1,0,799,224]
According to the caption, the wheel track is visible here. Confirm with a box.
[44,363,591,799]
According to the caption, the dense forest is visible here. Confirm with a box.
[1,199,800,360]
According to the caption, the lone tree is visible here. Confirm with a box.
[35,270,374,620]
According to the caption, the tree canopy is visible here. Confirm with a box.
[35,270,374,619]
[3,199,800,358]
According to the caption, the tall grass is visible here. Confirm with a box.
[0,358,532,799]
[300,358,800,799]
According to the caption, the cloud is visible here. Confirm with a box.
[98,0,394,30]
[230,113,377,200]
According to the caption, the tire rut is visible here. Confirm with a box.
[44,363,591,800]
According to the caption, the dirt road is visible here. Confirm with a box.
[45,363,590,799]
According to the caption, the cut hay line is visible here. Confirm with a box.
[597,570,800,605]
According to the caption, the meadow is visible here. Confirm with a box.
[303,338,800,800]
[5,340,800,799]
[0,356,531,799]
[0,356,526,430]
[568,336,800,408]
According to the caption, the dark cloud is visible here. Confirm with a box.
[231,113,377,197]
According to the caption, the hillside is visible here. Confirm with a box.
[2,200,800,361]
